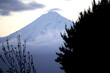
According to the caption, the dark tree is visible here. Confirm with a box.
[0,33,37,73]
[0,68,3,73]
[55,0,110,73]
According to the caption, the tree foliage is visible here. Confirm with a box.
[0,33,37,73]
[0,68,3,73]
[55,0,110,73]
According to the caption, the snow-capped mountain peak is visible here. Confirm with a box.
[0,11,73,43]
[0,11,74,73]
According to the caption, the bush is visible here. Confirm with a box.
[0,34,37,73]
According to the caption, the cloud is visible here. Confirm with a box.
[45,8,62,13]
[0,0,45,16]
[48,8,62,12]
[27,29,63,46]
[65,0,71,1]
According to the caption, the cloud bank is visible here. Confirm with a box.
[0,0,45,15]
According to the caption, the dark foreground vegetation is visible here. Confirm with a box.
[56,0,110,73]
[0,33,36,73]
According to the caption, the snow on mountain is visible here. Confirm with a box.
[0,11,72,43]
[0,11,73,73]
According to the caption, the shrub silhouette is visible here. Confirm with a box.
[55,0,110,73]
[0,68,3,73]
[0,33,37,73]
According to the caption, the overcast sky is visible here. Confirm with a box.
[0,0,99,37]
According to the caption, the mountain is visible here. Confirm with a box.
[0,11,73,73]
[0,11,72,43]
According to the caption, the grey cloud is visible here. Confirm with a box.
[48,8,62,12]
[0,0,45,16]
[0,10,10,16]
[65,0,71,1]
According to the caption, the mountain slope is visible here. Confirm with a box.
[0,11,73,43]
[0,11,73,73]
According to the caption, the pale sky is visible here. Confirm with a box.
[0,0,99,37]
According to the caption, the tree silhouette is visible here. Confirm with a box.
[0,33,37,73]
[55,0,110,73]
[0,68,3,73]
